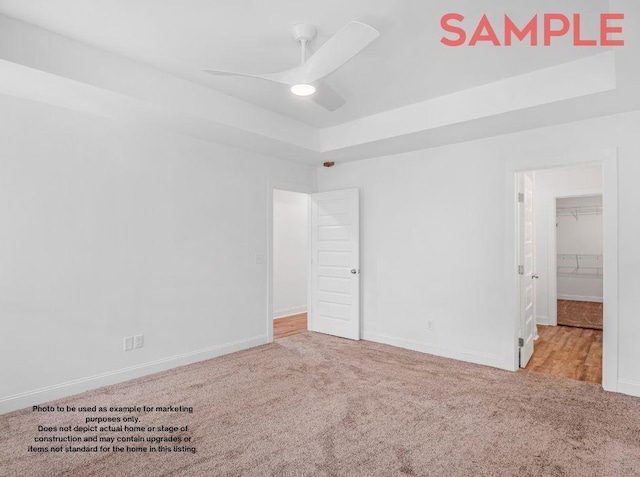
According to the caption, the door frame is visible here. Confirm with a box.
[548,190,603,326]
[267,181,313,344]
[506,148,618,392]
[516,171,537,367]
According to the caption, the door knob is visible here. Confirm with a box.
[350,269,358,274]
[532,275,540,279]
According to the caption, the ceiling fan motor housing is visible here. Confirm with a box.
[291,23,317,43]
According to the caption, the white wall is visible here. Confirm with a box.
[317,110,640,397]
[533,166,603,324]
[0,94,315,413]
[556,195,603,303]
[273,190,308,319]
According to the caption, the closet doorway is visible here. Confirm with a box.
[517,164,606,385]
[556,195,604,331]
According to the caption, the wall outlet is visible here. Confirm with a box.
[426,320,435,331]
[123,336,134,351]
[133,334,144,349]
[255,253,265,265]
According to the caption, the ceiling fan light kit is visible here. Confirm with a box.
[290,83,316,96]
[203,21,379,111]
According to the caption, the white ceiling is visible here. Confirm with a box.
[0,0,612,128]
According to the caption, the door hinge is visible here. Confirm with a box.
[518,338,524,347]
[518,265,524,275]
[518,192,525,203]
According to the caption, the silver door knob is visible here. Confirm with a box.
[350,269,358,274]
[532,275,540,279]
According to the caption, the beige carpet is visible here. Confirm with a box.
[558,299,603,330]
[2,332,640,476]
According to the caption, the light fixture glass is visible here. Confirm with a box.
[290,84,316,97]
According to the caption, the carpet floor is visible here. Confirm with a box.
[1,332,640,476]
[558,300,603,330]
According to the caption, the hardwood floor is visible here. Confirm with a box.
[557,299,603,330]
[526,325,602,384]
[274,313,307,339]
[276,314,603,384]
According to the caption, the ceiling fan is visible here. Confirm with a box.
[203,21,379,111]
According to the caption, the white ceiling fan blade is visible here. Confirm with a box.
[294,21,379,84]
[203,69,344,110]
[311,83,346,111]
[203,68,297,86]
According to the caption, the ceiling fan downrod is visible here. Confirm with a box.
[291,23,317,65]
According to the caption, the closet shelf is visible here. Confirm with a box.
[557,205,603,220]
[557,253,602,260]
[557,254,603,278]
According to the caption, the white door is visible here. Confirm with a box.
[519,173,536,367]
[309,189,360,340]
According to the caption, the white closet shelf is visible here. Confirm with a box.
[557,205,603,219]
[557,253,603,278]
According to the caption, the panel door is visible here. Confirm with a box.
[310,189,360,340]
[520,173,536,367]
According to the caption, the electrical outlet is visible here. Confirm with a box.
[133,334,144,349]
[255,254,265,265]
[426,320,434,331]
[123,336,134,351]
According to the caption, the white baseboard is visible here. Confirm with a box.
[617,379,640,398]
[362,332,515,372]
[0,334,269,415]
[536,315,551,325]
[558,294,603,303]
[273,306,306,320]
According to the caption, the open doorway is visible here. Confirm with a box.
[517,164,605,385]
[272,189,309,340]
[269,186,361,343]
[556,195,603,330]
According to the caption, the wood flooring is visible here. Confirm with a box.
[557,299,603,330]
[526,325,602,384]
[274,313,307,339]
[277,310,604,386]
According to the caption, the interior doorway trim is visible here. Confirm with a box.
[267,180,313,344]
[505,148,618,393]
